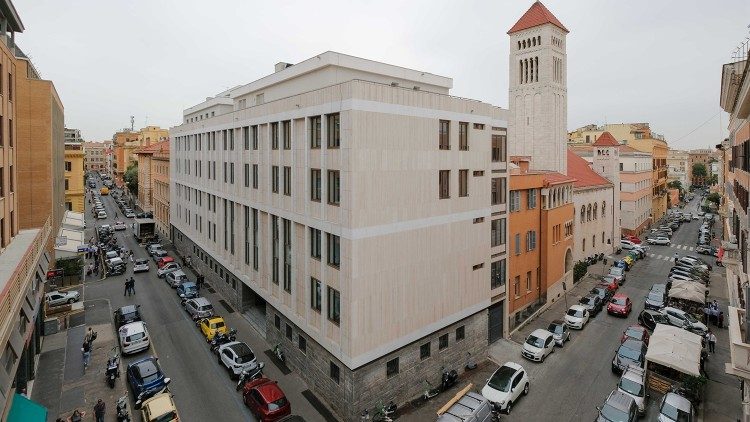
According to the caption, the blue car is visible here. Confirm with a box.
[126,356,171,404]
[614,260,631,271]
[176,281,198,299]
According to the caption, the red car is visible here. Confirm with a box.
[597,278,618,293]
[242,377,291,421]
[607,293,632,317]
[620,324,650,346]
[623,235,642,244]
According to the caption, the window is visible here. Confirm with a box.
[282,120,291,150]
[271,166,279,193]
[252,164,258,189]
[64,179,69,190]
[619,162,624,171]
[456,326,465,342]
[252,209,259,270]
[310,169,321,201]
[327,170,340,205]
[230,163,235,184]
[528,188,537,209]
[420,342,431,360]
[592,234,596,248]
[439,170,450,199]
[459,169,468,197]
[492,135,507,162]
[252,125,259,150]
[492,177,507,205]
[386,357,399,378]
[243,126,250,150]
[7,72,11,102]
[509,191,520,211]
[274,314,281,330]
[64,161,72,172]
[282,218,292,292]
[271,122,279,149]
[439,120,450,150]
[310,116,321,148]
[439,334,448,350]
[310,228,322,259]
[526,271,532,292]
[580,207,585,223]
[285,323,293,340]
[327,233,340,267]
[491,259,505,289]
[298,335,306,354]
[272,215,279,284]
[244,164,250,187]
[223,162,227,183]
[526,230,537,251]
[491,218,506,247]
[514,233,521,255]
[459,122,468,150]
[330,361,340,384]
[327,286,340,324]
[310,278,322,311]
[283,166,291,196]
[327,113,340,148]
[514,275,521,297]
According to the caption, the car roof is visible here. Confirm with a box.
[612,293,628,299]
[605,390,635,412]
[193,297,211,305]
[621,338,645,350]
[255,380,286,403]
[119,305,138,314]
[570,304,587,311]
[500,361,524,371]
[529,328,552,338]
[664,392,692,411]
[135,258,148,264]
[181,281,196,287]
[169,270,186,277]
[121,321,146,334]
[130,357,159,375]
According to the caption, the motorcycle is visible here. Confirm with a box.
[422,367,458,401]
[106,350,120,389]
[236,362,265,390]
[272,344,285,363]
[116,395,130,422]
[209,329,238,353]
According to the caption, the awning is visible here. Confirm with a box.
[7,393,47,422]
[669,280,707,304]
[645,324,702,377]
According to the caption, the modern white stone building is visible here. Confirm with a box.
[667,148,690,189]
[169,51,509,418]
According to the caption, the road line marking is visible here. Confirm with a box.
[689,247,694,251]
[656,255,663,260]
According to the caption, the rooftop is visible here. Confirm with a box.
[592,131,620,147]
[0,228,40,295]
[134,140,169,155]
[566,150,612,189]
[508,1,568,34]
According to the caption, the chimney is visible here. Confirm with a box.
[275,62,293,73]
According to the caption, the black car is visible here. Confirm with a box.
[590,286,613,302]
[644,286,666,311]
[612,339,647,374]
[637,309,671,331]
[579,294,603,316]
[114,305,142,329]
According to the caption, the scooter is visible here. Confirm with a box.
[272,344,285,363]
[441,368,458,391]
[116,396,130,422]
[236,362,265,390]
[106,351,120,389]
[209,329,238,353]
[464,352,477,371]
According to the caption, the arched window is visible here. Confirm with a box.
[592,235,596,247]
[593,203,598,219]
[587,204,592,221]
[534,57,539,82]
[522,40,526,48]
[602,201,606,217]
[580,206,585,223]
[538,36,541,45]
[518,41,521,50]
[532,37,536,47]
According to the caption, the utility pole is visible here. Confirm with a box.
[130,115,134,131]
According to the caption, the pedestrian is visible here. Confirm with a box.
[69,409,85,422]
[81,341,91,369]
[673,253,679,262]
[93,399,105,422]
[84,327,94,345]
[707,330,717,353]
[124,279,130,296]
[719,311,725,329]
[129,277,136,295]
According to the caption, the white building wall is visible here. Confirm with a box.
[572,186,615,262]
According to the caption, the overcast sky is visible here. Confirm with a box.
[14,0,750,148]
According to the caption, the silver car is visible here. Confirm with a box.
[157,262,181,278]
[166,270,188,288]
[133,258,149,273]
[45,290,80,306]
[183,297,214,320]
[659,392,694,422]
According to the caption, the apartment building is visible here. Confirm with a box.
[629,135,669,222]
[170,51,508,418]
[667,149,690,189]
[63,143,84,212]
[112,129,139,178]
[152,140,170,239]
[719,49,750,422]
[63,127,81,143]
[689,148,712,186]
[508,157,574,331]
[83,141,108,172]
[0,2,56,418]
[134,140,169,213]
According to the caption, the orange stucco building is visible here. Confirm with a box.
[508,157,575,330]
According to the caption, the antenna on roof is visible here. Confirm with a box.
[130,115,134,131]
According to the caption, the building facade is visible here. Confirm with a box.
[170,51,509,419]
[134,140,169,214]
[112,129,139,178]
[667,149,690,190]
[83,141,108,172]
[508,157,574,332]
[152,140,170,239]
[629,136,669,221]
[63,127,81,143]
[64,142,84,212]
[689,148,712,186]
[619,145,653,235]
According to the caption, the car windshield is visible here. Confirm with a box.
[684,313,699,324]
[612,298,627,306]
[580,297,592,305]
[618,344,642,360]
[624,327,643,340]
[654,314,670,324]
[610,268,623,276]
[619,377,644,397]
[487,366,516,392]
[547,324,564,334]
[567,308,584,318]
[135,259,148,265]
[661,401,692,422]
[150,412,178,422]
[232,343,256,363]
[525,335,545,348]
[600,404,630,422]
[647,292,663,302]
[211,321,225,329]
[268,396,288,411]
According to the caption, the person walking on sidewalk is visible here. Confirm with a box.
[673,252,679,262]
[124,279,131,296]
[707,330,717,353]
[84,327,96,346]
[81,341,91,369]
[93,399,105,422]
[129,277,136,295]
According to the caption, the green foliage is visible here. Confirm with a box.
[692,163,707,179]
[706,192,721,206]
[56,256,83,279]
[667,180,683,191]
[124,163,138,194]
[707,174,718,185]
[573,261,588,282]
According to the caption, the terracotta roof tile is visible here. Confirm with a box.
[592,131,620,147]
[544,172,576,185]
[135,140,169,154]
[566,150,612,189]
[508,1,569,34]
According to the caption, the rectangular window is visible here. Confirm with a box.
[252,164,258,189]
[298,335,307,354]
[439,170,450,199]
[282,120,291,150]
[528,188,537,209]
[439,120,450,150]
[492,135,507,162]
[222,130,227,150]
[514,233,521,255]
[282,218,292,292]
[283,166,291,196]
[244,206,250,265]
[7,72,11,102]
[310,169,321,202]
[310,228,322,259]
[327,113,340,148]
[491,218,506,247]
[456,326,465,342]
[459,122,468,150]
[310,116,321,148]
[509,190,520,211]
[327,233,340,267]
[327,286,340,324]
[252,209,259,270]
[526,271,532,291]
[252,125,259,150]
[285,323,292,340]
[439,334,448,350]
[223,199,228,251]
[459,169,468,197]
[420,342,431,360]
[492,177,507,205]
[327,170,340,205]
[514,276,520,297]
[229,129,235,150]
[271,122,279,149]
[223,162,227,183]
[386,358,399,378]
[244,164,250,187]
[64,161,72,172]
[310,277,322,311]
[271,166,279,193]
[230,163,235,184]
[243,126,250,150]
[330,362,340,384]
[271,215,279,284]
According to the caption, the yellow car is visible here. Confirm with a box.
[140,392,179,422]
[199,316,228,340]
[622,256,634,266]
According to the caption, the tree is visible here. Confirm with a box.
[707,174,718,186]
[692,163,707,179]
[667,180,683,191]
[706,192,721,206]
[124,163,138,194]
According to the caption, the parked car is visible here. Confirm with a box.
[578,294,603,316]
[620,240,637,250]
[218,341,258,378]
[638,309,672,331]
[678,256,711,271]
[669,273,697,283]
[147,244,164,256]
[598,277,619,293]
[661,307,708,336]
[611,339,647,374]
[139,392,179,422]
[623,235,642,244]
[647,236,670,246]
[125,210,136,218]
[114,304,142,329]
[644,286,666,311]
[151,250,169,262]
[564,305,590,330]
[242,377,291,421]
[658,392,694,422]
[590,286,613,303]
[521,329,555,362]
[113,221,127,231]
[97,211,107,219]
[176,282,199,299]
[617,365,647,416]
[183,297,214,320]
[695,245,717,256]
[608,267,626,285]
[157,256,175,268]
[620,325,650,346]
[45,290,80,306]
[165,270,188,288]
[596,390,638,422]
[670,268,707,283]
[607,293,632,317]
[546,320,570,347]
[199,316,228,341]
[481,361,529,414]
[127,357,171,404]
[157,262,181,278]
[119,321,151,355]
[133,258,150,273]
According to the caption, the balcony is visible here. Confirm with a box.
[726,307,750,379]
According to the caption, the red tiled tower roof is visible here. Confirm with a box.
[508,1,569,34]
[592,132,620,147]
[566,150,612,189]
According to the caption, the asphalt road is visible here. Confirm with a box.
[505,196,717,421]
